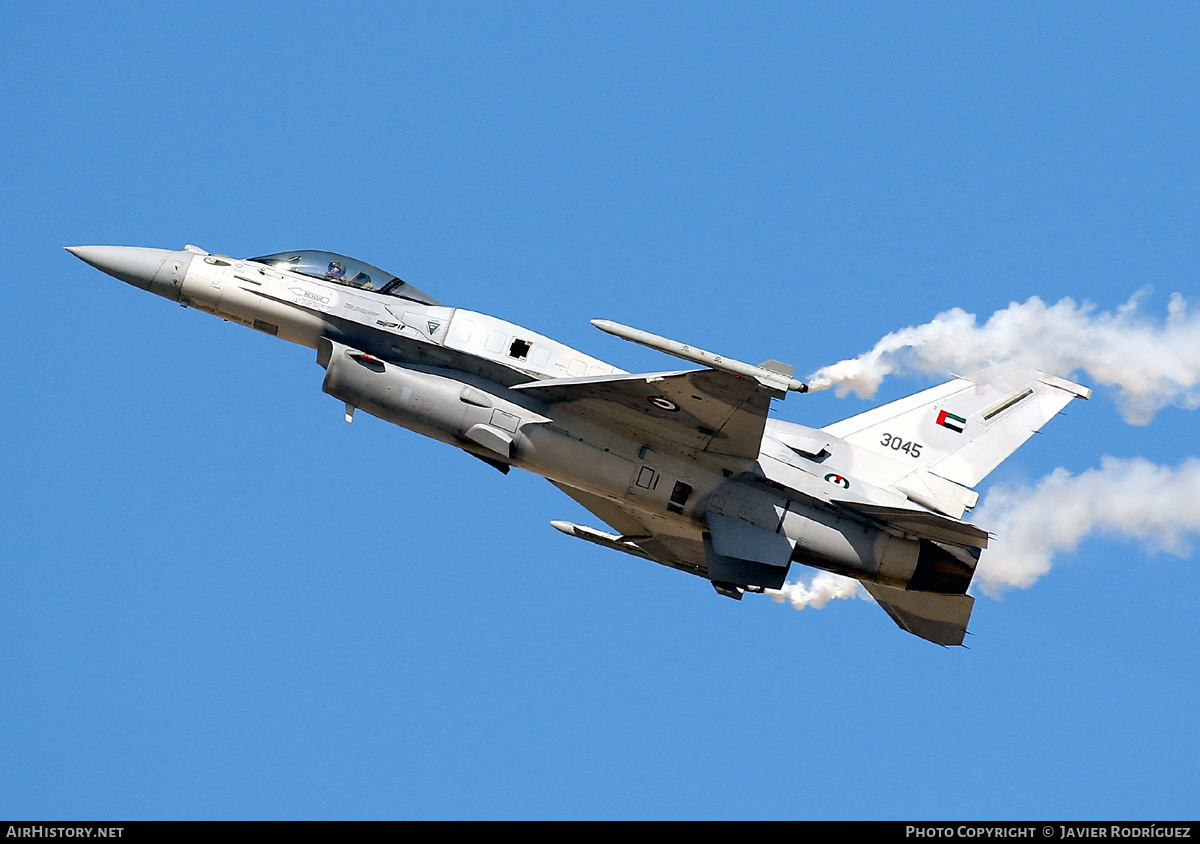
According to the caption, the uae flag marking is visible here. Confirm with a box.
[936,410,966,433]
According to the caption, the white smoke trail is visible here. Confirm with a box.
[766,571,863,609]
[972,456,1200,595]
[806,292,1200,424]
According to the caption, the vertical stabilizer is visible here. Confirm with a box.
[822,369,1090,514]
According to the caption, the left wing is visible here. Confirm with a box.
[548,481,709,577]
[514,369,776,459]
[549,481,792,593]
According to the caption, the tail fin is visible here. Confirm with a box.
[822,368,1090,517]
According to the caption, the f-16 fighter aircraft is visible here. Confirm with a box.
[67,244,1090,645]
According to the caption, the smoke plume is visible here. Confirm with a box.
[774,292,1200,610]
[806,292,1200,424]
[972,456,1200,594]
[766,572,863,609]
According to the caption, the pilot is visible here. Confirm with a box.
[325,260,347,281]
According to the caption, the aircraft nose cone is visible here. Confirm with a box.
[65,245,178,290]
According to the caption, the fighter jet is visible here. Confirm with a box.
[67,244,1090,645]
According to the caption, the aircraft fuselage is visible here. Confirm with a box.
[74,243,1079,644]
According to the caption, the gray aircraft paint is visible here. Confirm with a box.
[67,244,1090,645]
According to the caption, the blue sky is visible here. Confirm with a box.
[2,2,1198,819]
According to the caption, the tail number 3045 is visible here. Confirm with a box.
[881,433,922,458]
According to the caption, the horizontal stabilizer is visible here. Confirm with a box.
[834,501,989,549]
[861,582,975,646]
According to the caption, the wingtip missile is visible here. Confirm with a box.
[550,520,654,561]
[591,319,807,393]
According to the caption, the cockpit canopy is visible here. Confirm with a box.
[248,250,441,306]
